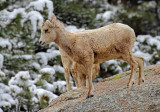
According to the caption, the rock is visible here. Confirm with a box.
[38,64,160,112]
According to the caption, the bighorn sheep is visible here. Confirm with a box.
[59,47,100,91]
[39,15,145,99]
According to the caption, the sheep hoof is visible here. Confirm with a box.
[138,79,145,85]
[86,94,94,99]
[127,80,135,86]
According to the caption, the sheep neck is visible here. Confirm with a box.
[54,28,73,53]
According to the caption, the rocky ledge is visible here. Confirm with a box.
[38,64,160,112]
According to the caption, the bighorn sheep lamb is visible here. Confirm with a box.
[39,15,145,99]
[59,47,100,91]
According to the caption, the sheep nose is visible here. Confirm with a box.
[39,41,42,44]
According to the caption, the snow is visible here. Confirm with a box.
[96,2,119,23]
[27,0,54,18]
[34,88,58,103]
[46,50,60,60]
[17,41,25,47]
[53,81,66,93]
[0,83,10,93]
[157,61,160,64]
[9,85,23,96]
[0,108,3,112]
[0,94,15,108]
[17,71,30,80]
[21,55,33,60]
[96,11,113,24]
[6,70,58,108]
[27,0,47,11]
[41,79,67,93]
[9,71,32,89]
[36,52,48,66]
[134,35,160,65]
[0,54,4,69]
[9,8,25,20]
[28,82,58,103]
[146,37,160,50]
[0,70,5,77]
[147,1,157,8]
[134,51,152,62]
[103,60,123,73]
[53,65,64,73]
[32,96,39,103]
[128,12,139,18]
[66,25,85,32]
[13,55,33,60]
[36,50,60,66]
[32,62,41,70]
[27,11,43,38]
[40,67,55,75]
[43,81,55,92]
[103,11,113,20]
[0,38,12,50]
[0,8,26,28]
[156,36,160,40]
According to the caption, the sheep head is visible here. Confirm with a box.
[39,16,57,46]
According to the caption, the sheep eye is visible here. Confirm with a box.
[44,29,48,33]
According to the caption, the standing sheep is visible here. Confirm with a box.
[39,15,145,99]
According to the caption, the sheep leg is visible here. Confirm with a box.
[85,63,94,99]
[72,71,80,88]
[128,65,136,86]
[86,64,99,89]
[133,55,145,85]
[64,68,71,91]
[86,74,94,99]
[92,64,100,79]
[79,74,86,87]
[123,52,138,86]
[60,53,72,91]
[71,63,81,88]
[86,78,94,90]
[128,55,138,86]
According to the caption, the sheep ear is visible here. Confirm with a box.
[46,20,54,28]
[42,21,45,27]
[51,14,56,21]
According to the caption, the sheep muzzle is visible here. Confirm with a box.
[39,41,45,45]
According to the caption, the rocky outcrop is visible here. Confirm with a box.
[38,64,160,112]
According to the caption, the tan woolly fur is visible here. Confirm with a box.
[39,15,145,98]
